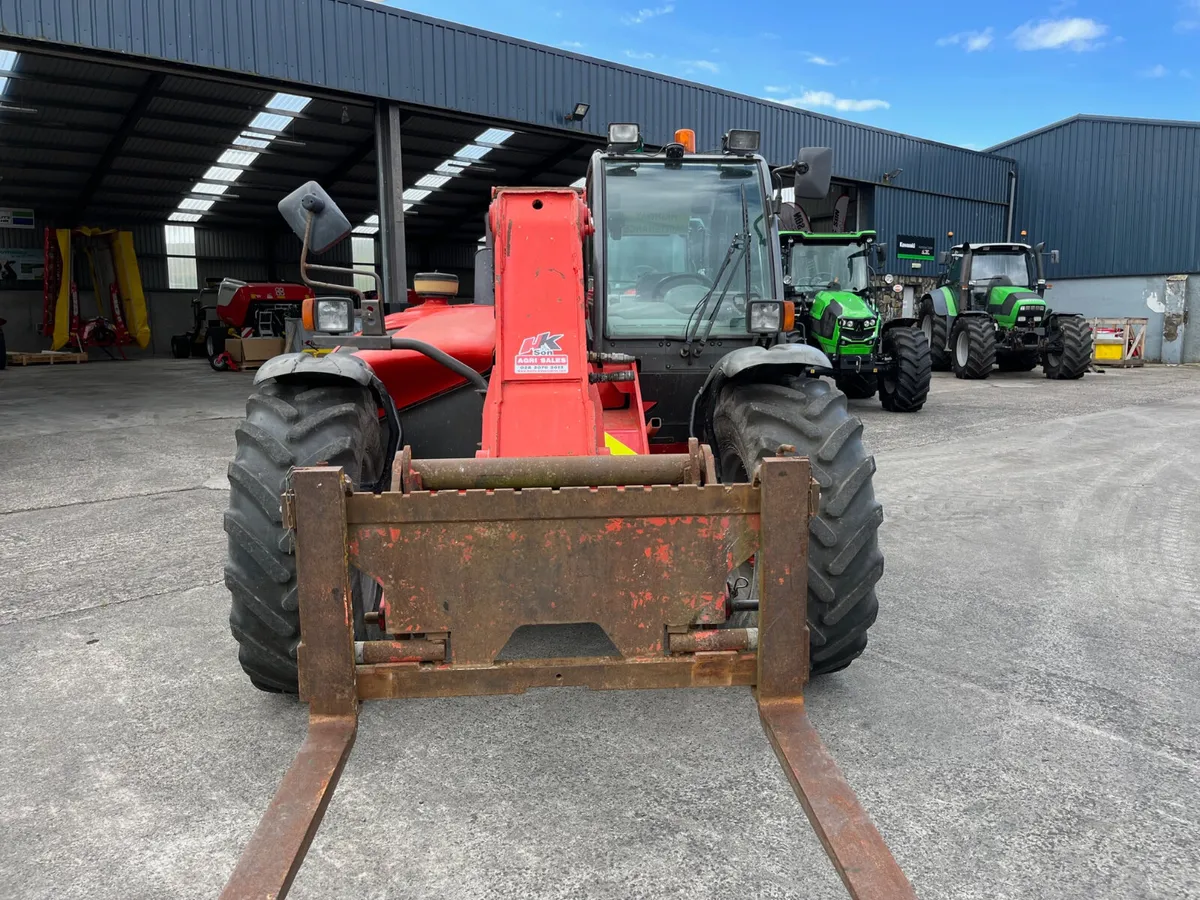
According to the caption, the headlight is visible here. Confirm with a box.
[607,123,641,145]
[315,298,353,333]
[723,129,761,153]
[746,300,794,334]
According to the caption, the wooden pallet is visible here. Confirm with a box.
[5,351,89,366]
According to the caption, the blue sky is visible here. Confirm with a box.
[375,0,1198,149]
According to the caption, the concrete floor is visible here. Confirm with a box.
[1,358,1199,900]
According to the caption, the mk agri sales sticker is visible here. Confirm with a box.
[514,331,569,374]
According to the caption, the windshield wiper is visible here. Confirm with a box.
[697,185,752,346]
[681,233,746,347]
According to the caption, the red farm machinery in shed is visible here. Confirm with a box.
[217,124,915,900]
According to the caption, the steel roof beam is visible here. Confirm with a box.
[67,72,166,223]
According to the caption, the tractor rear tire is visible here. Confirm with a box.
[1042,317,1093,380]
[920,302,951,371]
[998,351,1039,372]
[713,378,883,675]
[834,372,877,400]
[879,327,931,412]
[951,317,996,380]
[224,380,386,692]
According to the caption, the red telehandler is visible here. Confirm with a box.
[218,124,914,900]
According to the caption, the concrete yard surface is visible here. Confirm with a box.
[1,359,1198,900]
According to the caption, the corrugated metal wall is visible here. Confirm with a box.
[990,117,1200,278]
[0,0,1013,204]
[874,188,1008,277]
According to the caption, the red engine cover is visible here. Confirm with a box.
[352,301,495,411]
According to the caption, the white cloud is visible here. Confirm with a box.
[1178,0,1200,31]
[936,28,994,51]
[805,53,836,66]
[560,40,585,49]
[764,84,790,94]
[1011,17,1107,51]
[683,59,720,74]
[625,50,655,59]
[621,3,673,25]
[1140,63,1168,78]
[782,90,890,113]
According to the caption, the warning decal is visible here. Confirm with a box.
[514,331,569,374]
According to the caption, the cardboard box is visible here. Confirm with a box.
[228,336,285,365]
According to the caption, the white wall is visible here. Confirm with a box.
[1042,274,1199,363]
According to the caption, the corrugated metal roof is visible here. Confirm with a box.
[987,113,1200,152]
[993,117,1200,277]
[0,0,1014,203]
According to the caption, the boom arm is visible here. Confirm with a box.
[479,188,606,459]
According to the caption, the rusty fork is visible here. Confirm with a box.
[219,456,915,900]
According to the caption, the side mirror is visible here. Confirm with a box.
[937,251,949,265]
[791,147,832,200]
[1050,250,1060,264]
[278,181,352,254]
[873,243,888,264]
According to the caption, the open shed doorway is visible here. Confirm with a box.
[779,179,864,234]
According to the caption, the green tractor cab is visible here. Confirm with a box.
[918,241,1093,380]
[781,230,932,412]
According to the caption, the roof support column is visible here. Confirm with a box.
[375,101,407,313]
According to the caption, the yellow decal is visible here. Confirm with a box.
[604,432,638,456]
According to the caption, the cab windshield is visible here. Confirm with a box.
[603,160,772,339]
[788,240,870,294]
[970,252,1034,288]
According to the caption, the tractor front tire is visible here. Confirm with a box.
[920,301,951,371]
[170,335,191,359]
[834,372,877,400]
[879,327,931,412]
[1042,317,1093,380]
[951,317,996,380]
[713,378,883,675]
[224,380,386,692]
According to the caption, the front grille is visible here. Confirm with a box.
[839,325,876,343]
[1014,305,1043,326]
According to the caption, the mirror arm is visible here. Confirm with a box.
[299,209,388,334]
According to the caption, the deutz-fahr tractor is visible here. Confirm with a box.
[918,240,1093,380]
[217,124,915,900]
[779,229,931,412]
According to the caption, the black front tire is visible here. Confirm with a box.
[224,380,386,692]
[834,371,877,400]
[170,335,191,359]
[920,301,951,371]
[879,327,931,412]
[1042,317,1093,380]
[713,379,884,675]
[950,317,996,380]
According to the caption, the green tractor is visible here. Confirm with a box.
[780,229,932,412]
[917,241,1093,380]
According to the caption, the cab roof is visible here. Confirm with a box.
[781,230,877,242]
[951,242,1032,253]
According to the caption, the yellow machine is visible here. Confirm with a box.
[43,227,150,353]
